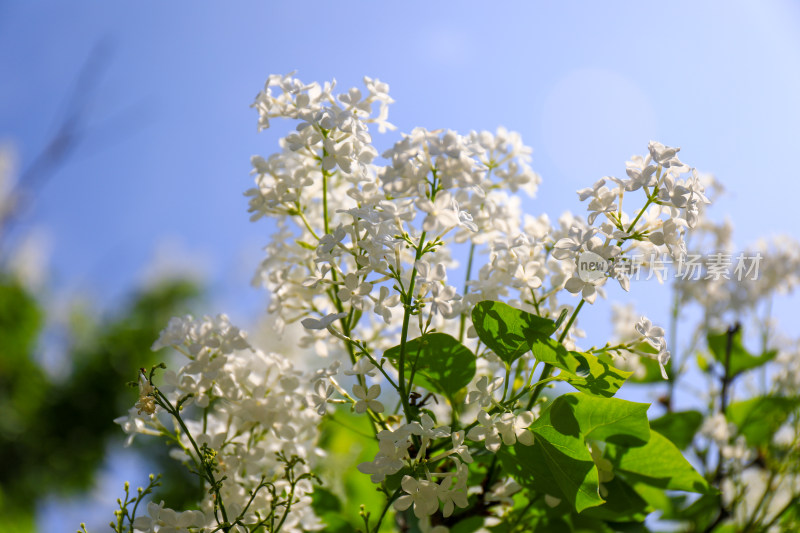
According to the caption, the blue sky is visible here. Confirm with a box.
[2,1,800,529]
[3,1,800,314]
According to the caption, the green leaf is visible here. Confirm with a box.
[594,522,649,533]
[0,279,43,366]
[553,307,569,329]
[727,396,800,447]
[568,515,619,532]
[498,398,605,513]
[531,339,633,398]
[311,486,342,513]
[471,300,557,365]
[579,476,651,522]
[631,483,675,516]
[295,239,317,250]
[384,333,476,398]
[626,342,669,383]
[318,408,394,531]
[696,352,711,373]
[707,328,777,377]
[550,393,651,446]
[668,492,721,526]
[608,431,710,494]
[450,516,485,533]
[649,410,703,450]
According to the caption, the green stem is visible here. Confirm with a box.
[273,476,298,532]
[314,151,385,435]
[156,390,230,530]
[526,299,585,409]
[761,497,796,531]
[127,477,160,532]
[320,132,332,235]
[705,324,740,532]
[509,375,563,405]
[397,232,427,422]
[500,364,511,403]
[322,170,330,235]
[624,174,660,235]
[372,488,402,533]
[666,284,680,411]
[459,242,476,342]
[741,468,779,532]
[509,497,538,532]
[430,374,568,455]
[295,208,321,240]
[558,299,585,343]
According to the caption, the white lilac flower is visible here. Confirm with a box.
[337,273,373,308]
[450,430,474,463]
[465,376,503,408]
[161,352,224,408]
[485,478,522,506]
[437,463,470,517]
[151,314,250,355]
[352,383,384,414]
[301,312,347,330]
[552,226,601,261]
[207,314,251,354]
[412,414,451,457]
[418,192,461,233]
[635,316,666,351]
[656,349,670,380]
[113,408,161,447]
[684,170,711,223]
[373,285,400,324]
[467,410,503,452]
[721,435,751,463]
[415,260,447,285]
[585,186,618,225]
[132,501,205,533]
[429,283,459,317]
[577,178,606,202]
[495,411,536,446]
[394,476,440,519]
[356,447,406,483]
[344,357,378,377]
[131,500,165,533]
[633,317,670,379]
[362,76,396,133]
[151,315,191,351]
[701,413,732,444]
[564,275,601,304]
[414,413,451,440]
[142,314,324,530]
[457,204,478,232]
[648,218,688,263]
[512,261,543,289]
[310,360,341,382]
[135,374,157,415]
[309,379,334,416]
[622,154,657,191]
[316,226,348,260]
[357,425,415,482]
[647,141,681,168]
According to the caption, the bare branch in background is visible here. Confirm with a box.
[0,39,112,251]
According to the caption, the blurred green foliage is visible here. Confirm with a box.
[313,408,394,532]
[0,276,204,530]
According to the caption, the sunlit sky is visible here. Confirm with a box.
[2,1,800,529]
